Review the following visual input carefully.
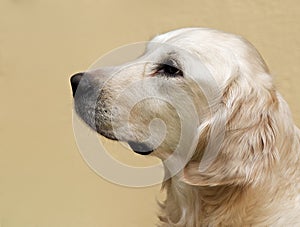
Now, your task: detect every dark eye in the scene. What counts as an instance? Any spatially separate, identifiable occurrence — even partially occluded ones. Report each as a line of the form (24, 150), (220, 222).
(156, 60), (183, 77)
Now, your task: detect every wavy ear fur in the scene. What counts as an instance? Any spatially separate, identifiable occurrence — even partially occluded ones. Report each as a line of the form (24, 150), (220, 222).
(182, 72), (284, 186)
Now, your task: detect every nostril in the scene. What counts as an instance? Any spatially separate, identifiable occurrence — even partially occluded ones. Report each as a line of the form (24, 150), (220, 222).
(70, 72), (84, 96)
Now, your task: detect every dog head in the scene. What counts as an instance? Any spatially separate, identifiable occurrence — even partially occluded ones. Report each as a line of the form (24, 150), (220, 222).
(71, 28), (290, 186)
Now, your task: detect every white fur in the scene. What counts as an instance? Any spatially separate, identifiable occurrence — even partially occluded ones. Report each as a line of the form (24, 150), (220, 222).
(75, 28), (300, 226)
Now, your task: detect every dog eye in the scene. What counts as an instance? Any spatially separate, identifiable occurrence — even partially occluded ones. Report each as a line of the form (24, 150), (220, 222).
(156, 60), (183, 77)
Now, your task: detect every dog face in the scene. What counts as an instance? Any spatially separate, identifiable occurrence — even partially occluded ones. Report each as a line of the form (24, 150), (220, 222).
(71, 29), (217, 158)
(71, 28), (283, 185)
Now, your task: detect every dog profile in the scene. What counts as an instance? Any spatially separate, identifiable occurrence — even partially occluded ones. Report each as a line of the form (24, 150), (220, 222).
(70, 28), (300, 226)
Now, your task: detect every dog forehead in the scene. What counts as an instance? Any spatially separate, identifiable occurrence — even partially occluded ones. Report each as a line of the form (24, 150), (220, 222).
(150, 28), (221, 46)
(148, 28), (200, 52)
(151, 28), (199, 42)
(148, 28), (248, 55)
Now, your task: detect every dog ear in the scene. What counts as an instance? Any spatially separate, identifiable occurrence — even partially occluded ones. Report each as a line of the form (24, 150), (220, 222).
(182, 73), (283, 186)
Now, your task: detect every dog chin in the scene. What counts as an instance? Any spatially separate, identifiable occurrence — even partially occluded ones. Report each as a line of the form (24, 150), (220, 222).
(127, 141), (154, 155)
(97, 130), (154, 155)
(97, 129), (119, 141)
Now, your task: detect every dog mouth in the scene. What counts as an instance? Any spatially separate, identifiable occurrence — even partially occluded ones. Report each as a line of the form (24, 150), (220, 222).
(97, 130), (154, 155)
(70, 73), (155, 156)
(97, 130), (119, 141)
(127, 141), (154, 155)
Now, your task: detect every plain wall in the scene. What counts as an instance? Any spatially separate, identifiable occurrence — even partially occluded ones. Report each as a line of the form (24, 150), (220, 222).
(0, 0), (299, 226)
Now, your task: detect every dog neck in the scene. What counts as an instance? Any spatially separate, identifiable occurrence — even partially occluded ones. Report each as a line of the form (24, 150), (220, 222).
(159, 176), (244, 226)
(159, 132), (300, 227)
(159, 175), (286, 227)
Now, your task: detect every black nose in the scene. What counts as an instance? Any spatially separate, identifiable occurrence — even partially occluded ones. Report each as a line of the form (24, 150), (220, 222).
(70, 72), (84, 96)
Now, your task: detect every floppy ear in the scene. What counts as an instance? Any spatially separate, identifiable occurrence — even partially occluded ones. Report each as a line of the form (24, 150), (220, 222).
(182, 73), (282, 186)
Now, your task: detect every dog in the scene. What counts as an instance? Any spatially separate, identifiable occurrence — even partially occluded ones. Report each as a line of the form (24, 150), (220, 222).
(70, 28), (300, 226)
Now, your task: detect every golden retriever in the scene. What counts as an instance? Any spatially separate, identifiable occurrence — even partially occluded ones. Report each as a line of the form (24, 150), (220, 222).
(70, 28), (300, 226)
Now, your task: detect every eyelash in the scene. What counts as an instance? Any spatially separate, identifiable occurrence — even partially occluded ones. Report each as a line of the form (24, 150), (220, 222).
(154, 60), (183, 77)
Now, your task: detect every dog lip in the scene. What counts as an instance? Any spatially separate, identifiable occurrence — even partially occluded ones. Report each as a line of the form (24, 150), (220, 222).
(127, 141), (154, 155)
(97, 129), (119, 141)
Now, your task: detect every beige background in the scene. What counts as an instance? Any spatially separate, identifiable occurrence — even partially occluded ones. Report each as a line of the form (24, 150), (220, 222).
(0, 0), (299, 226)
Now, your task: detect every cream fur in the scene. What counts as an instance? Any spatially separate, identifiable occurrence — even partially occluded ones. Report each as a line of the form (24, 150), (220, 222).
(74, 28), (300, 226)
(155, 29), (300, 227)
